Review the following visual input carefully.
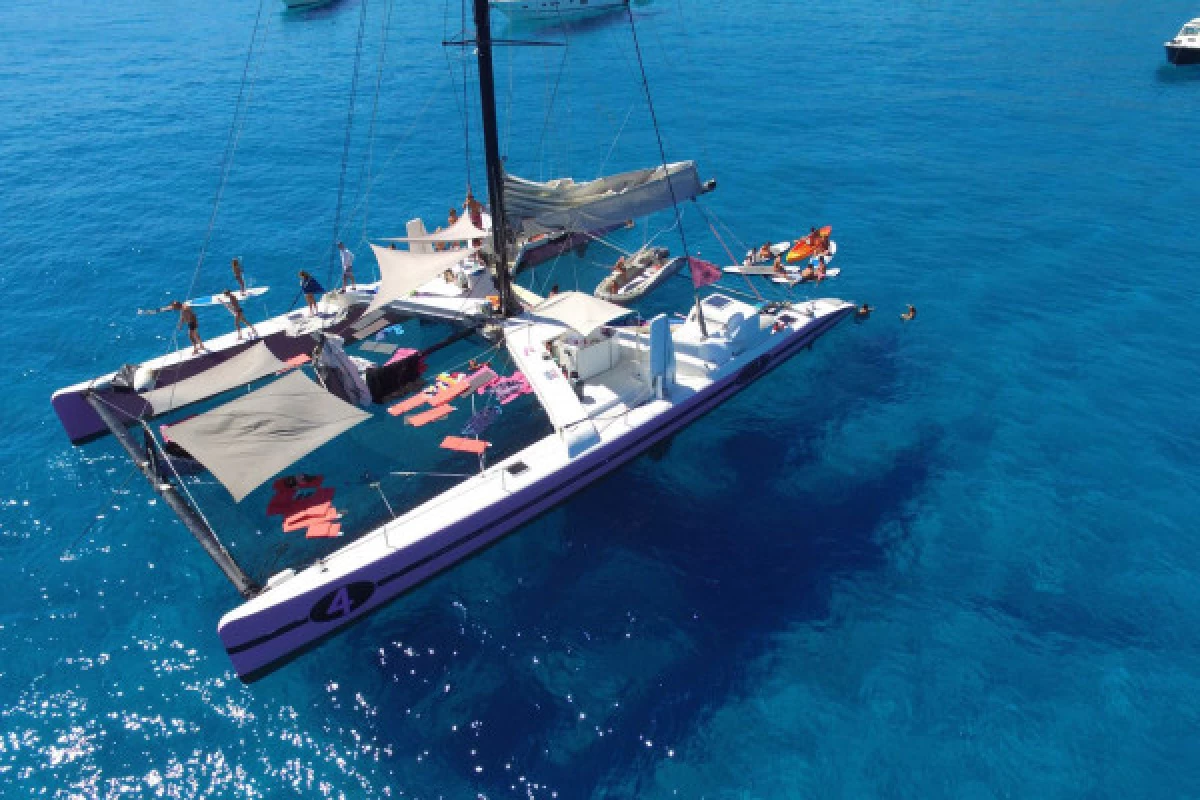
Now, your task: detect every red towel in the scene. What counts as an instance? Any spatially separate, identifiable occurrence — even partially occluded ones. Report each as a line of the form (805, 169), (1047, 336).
(406, 404), (455, 427)
(305, 522), (343, 539)
(388, 392), (431, 416)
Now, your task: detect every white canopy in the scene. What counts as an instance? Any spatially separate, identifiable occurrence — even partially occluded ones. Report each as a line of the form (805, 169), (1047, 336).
(381, 213), (491, 244)
(367, 245), (480, 314)
(526, 291), (632, 338)
(504, 161), (705, 236)
(142, 341), (291, 415)
(165, 370), (371, 503)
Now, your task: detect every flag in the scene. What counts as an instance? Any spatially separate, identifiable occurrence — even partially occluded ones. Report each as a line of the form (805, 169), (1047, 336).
(688, 256), (722, 289)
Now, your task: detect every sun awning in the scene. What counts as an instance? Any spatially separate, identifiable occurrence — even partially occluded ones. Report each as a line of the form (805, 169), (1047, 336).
(165, 370), (371, 502)
(526, 291), (632, 338)
(380, 213), (491, 243)
(142, 341), (293, 415)
(367, 245), (481, 314)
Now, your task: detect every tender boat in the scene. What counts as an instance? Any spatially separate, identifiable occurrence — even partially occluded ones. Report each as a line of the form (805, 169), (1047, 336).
(594, 246), (686, 305)
(1166, 18), (1200, 65)
(491, 0), (628, 20)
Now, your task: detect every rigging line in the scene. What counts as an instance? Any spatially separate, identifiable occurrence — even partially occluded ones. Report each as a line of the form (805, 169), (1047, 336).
(535, 32), (570, 179)
(326, 0), (373, 286)
(55, 463), (141, 565)
(624, 7), (691, 259)
(182, 0), (269, 307)
(697, 204), (763, 301)
(596, 100), (637, 178)
(140, 420), (222, 550)
(461, 0), (472, 189)
(360, 0), (395, 244)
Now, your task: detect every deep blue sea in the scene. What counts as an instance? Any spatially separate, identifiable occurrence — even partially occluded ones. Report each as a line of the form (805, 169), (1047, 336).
(4, 0), (1200, 796)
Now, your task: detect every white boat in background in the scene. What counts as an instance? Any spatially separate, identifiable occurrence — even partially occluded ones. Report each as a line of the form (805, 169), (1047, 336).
(491, 0), (628, 20)
(1165, 18), (1200, 65)
(282, 0), (335, 9)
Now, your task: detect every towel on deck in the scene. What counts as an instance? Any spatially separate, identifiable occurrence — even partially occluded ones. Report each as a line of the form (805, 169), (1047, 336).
(388, 392), (431, 416)
(406, 404), (455, 427)
(440, 436), (489, 455)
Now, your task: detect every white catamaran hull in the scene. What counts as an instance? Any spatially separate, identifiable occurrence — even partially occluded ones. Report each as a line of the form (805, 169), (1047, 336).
(218, 298), (854, 681)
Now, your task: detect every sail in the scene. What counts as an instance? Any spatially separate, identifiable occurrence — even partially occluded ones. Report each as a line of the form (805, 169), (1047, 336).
(503, 161), (705, 236)
(381, 213), (491, 244)
(367, 245), (481, 314)
(165, 370), (371, 503)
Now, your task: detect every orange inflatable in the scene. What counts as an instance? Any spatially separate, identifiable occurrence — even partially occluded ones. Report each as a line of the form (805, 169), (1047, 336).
(785, 225), (832, 264)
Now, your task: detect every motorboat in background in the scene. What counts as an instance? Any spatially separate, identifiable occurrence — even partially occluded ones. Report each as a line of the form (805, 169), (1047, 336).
(1165, 18), (1200, 65)
(490, 0), (628, 20)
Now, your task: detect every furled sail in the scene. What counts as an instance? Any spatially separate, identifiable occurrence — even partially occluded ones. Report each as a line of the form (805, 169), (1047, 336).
(165, 371), (371, 503)
(367, 245), (481, 314)
(503, 161), (705, 236)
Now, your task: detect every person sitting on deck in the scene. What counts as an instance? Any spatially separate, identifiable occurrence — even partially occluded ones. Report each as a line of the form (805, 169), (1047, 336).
(799, 263), (817, 282)
(548, 284), (560, 297)
(298, 271), (324, 317)
(772, 255), (786, 275)
(814, 256), (828, 283)
(758, 242), (772, 262)
(613, 256), (627, 274)
(167, 301), (205, 355)
(222, 289), (258, 340)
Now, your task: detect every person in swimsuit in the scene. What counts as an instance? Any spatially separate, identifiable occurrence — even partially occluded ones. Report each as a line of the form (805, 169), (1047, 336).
(168, 301), (205, 354)
(855, 303), (874, 320)
(337, 242), (355, 290)
(815, 256), (828, 283)
(772, 255), (786, 275)
(799, 263), (817, 282)
(758, 242), (772, 262)
(901, 304), (917, 321)
(222, 289), (258, 340)
(231, 257), (246, 293)
(298, 271), (324, 316)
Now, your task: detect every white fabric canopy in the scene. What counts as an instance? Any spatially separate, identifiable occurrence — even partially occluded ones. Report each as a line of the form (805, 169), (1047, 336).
(381, 213), (490, 243)
(142, 341), (291, 415)
(504, 161), (705, 236)
(166, 370), (371, 503)
(367, 245), (480, 314)
(526, 291), (632, 338)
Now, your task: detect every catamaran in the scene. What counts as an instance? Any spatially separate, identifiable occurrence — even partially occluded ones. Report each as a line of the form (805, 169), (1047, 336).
(50, 0), (855, 681)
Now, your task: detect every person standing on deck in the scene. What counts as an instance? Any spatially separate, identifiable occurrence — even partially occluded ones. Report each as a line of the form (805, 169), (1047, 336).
(166, 301), (205, 355)
(299, 271), (324, 316)
(337, 242), (355, 289)
(464, 190), (484, 248)
(222, 289), (258, 340)
(231, 257), (246, 293)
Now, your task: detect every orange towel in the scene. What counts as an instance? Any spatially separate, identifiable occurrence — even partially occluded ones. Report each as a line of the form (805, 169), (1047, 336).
(429, 379), (470, 406)
(305, 522), (342, 539)
(406, 404), (455, 427)
(388, 392), (431, 416)
(440, 436), (489, 455)
(283, 502), (338, 531)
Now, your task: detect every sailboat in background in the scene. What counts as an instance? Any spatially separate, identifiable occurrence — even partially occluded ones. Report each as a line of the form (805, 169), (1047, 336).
(49, 0), (854, 681)
(490, 0), (629, 21)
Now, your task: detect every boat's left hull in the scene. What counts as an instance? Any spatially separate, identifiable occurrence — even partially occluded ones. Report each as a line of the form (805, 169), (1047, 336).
(218, 302), (854, 681)
(1166, 44), (1200, 65)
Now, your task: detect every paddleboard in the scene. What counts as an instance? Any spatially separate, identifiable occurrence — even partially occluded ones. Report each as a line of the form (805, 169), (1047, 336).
(770, 267), (841, 285)
(725, 242), (836, 275)
(189, 286), (270, 308)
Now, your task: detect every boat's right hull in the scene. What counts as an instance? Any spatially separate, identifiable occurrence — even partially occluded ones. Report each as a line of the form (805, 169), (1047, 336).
(218, 303), (854, 682)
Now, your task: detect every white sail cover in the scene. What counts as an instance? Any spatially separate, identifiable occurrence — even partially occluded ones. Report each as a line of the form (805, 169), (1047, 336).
(381, 213), (491, 243)
(504, 161), (704, 236)
(527, 291), (632, 338)
(367, 245), (480, 314)
(142, 341), (291, 415)
(166, 370), (371, 502)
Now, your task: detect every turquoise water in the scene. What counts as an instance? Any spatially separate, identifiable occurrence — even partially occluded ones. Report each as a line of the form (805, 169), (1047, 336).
(4, 0), (1200, 795)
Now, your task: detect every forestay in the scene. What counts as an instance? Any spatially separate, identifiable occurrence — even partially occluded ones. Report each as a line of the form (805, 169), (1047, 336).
(142, 341), (293, 415)
(367, 245), (480, 314)
(503, 161), (704, 236)
(166, 370), (371, 502)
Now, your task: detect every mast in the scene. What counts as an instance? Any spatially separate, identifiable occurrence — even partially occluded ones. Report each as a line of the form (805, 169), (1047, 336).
(471, 0), (518, 317)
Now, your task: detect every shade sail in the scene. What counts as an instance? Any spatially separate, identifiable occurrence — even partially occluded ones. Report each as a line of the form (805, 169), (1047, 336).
(367, 245), (480, 314)
(143, 341), (292, 415)
(166, 370), (371, 502)
(504, 161), (704, 236)
(526, 291), (632, 338)
(381, 214), (490, 243)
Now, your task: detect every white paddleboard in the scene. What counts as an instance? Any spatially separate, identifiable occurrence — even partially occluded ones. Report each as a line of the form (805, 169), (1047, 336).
(725, 243), (837, 276)
(770, 267), (841, 285)
(189, 286), (270, 308)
